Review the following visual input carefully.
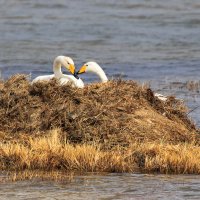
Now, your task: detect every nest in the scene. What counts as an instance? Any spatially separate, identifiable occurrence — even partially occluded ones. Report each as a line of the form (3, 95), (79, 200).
(0, 74), (199, 147)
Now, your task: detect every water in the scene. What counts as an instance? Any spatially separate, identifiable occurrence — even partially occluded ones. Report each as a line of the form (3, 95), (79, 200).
(0, 1), (200, 199)
(0, 174), (200, 200)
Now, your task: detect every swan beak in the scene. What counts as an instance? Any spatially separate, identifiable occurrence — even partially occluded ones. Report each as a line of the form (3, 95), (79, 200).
(69, 64), (75, 74)
(77, 65), (86, 74)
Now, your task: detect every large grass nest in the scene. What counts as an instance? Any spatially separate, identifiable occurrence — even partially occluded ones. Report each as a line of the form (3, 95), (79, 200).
(0, 74), (199, 147)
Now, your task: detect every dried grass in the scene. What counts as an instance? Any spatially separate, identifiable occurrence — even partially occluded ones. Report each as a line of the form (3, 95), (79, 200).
(0, 74), (200, 178)
(0, 130), (200, 176)
(0, 74), (198, 146)
(0, 130), (134, 173)
(186, 80), (200, 92)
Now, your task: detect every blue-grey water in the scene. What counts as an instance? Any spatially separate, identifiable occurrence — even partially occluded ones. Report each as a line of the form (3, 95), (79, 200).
(0, 173), (200, 200)
(0, 0), (200, 199)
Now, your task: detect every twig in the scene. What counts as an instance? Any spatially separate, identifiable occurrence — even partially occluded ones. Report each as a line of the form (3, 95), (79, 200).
(187, 105), (200, 115)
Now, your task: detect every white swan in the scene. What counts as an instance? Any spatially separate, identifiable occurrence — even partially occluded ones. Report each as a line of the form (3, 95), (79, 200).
(32, 56), (84, 88)
(77, 61), (108, 83)
(154, 93), (168, 101)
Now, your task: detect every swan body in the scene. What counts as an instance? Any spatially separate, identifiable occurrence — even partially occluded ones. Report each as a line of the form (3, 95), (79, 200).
(154, 92), (182, 102)
(77, 61), (108, 83)
(32, 56), (84, 88)
(154, 93), (168, 101)
(32, 74), (55, 82)
(60, 74), (84, 88)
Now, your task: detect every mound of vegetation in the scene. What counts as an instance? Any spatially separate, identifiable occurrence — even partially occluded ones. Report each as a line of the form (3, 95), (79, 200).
(0, 74), (199, 176)
(0, 74), (198, 145)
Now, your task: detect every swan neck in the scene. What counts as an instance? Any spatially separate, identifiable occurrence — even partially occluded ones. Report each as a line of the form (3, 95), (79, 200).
(88, 65), (108, 83)
(53, 58), (63, 78)
(99, 72), (108, 82)
(95, 68), (108, 83)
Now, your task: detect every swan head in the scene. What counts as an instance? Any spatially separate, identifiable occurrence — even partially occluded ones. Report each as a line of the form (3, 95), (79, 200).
(76, 61), (108, 83)
(55, 56), (76, 75)
(63, 56), (75, 75)
(77, 61), (100, 74)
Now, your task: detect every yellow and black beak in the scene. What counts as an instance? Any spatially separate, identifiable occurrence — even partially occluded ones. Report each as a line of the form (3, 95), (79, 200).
(68, 64), (75, 75)
(77, 65), (86, 75)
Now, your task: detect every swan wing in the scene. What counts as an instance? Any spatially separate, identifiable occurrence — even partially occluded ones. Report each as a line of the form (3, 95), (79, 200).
(32, 74), (55, 83)
(61, 75), (84, 88)
(154, 93), (168, 101)
(32, 74), (84, 88)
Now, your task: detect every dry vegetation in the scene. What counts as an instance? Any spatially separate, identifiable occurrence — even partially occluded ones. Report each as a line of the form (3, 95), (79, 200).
(168, 80), (200, 93)
(186, 80), (200, 92)
(0, 74), (200, 180)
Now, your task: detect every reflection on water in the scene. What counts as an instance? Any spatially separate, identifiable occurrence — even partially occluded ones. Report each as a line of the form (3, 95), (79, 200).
(0, 173), (200, 200)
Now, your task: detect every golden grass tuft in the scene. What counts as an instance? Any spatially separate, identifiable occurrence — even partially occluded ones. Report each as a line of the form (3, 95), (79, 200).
(1, 130), (200, 176)
(0, 130), (135, 173)
(131, 142), (200, 174)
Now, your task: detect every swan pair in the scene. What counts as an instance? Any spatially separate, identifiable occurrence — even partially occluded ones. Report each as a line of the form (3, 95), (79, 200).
(32, 55), (107, 88)
(32, 55), (168, 101)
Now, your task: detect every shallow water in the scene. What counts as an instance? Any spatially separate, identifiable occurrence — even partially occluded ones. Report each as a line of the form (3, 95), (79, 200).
(0, 173), (200, 200)
(0, 1), (200, 199)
